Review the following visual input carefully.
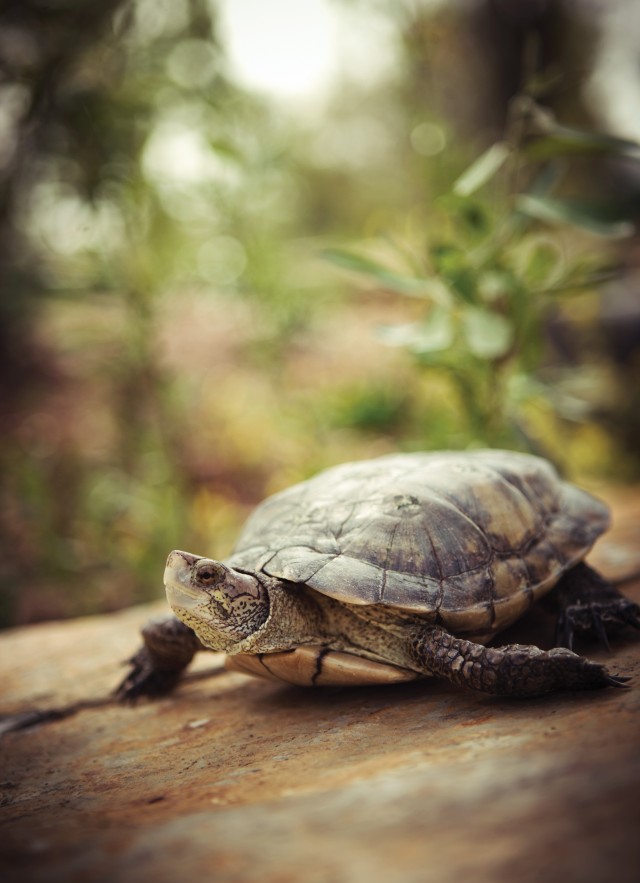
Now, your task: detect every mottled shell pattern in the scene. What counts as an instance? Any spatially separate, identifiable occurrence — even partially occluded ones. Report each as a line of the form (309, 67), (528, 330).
(227, 450), (610, 641)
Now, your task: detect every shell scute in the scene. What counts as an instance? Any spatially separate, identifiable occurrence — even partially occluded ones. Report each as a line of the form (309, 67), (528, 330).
(426, 470), (542, 553)
(523, 537), (567, 600)
(335, 494), (491, 582)
(491, 557), (531, 600)
(305, 555), (442, 610)
(480, 454), (559, 513)
(439, 566), (495, 613)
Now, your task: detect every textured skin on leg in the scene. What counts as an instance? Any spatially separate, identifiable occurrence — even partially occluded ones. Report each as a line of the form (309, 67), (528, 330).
(410, 626), (623, 697)
(546, 562), (640, 649)
(116, 616), (204, 700)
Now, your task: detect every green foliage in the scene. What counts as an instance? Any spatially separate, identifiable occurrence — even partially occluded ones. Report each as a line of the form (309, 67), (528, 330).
(326, 99), (638, 451)
(0, 0), (325, 625)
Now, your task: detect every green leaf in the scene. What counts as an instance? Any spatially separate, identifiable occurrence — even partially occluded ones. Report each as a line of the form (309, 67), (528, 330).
(429, 243), (477, 304)
(378, 308), (454, 353)
(511, 234), (565, 288)
(323, 248), (452, 304)
(528, 160), (565, 197)
(523, 103), (640, 159)
(516, 195), (635, 238)
(524, 126), (640, 161)
(437, 194), (492, 238)
(461, 308), (513, 360)
(208, 137), (244, 161)
(452, 142), (511, 197)
(477, 269), (516, 302)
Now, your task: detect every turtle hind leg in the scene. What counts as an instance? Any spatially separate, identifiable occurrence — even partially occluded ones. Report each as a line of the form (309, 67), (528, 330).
(116, 615), (204, 702)
(409, 626), (628, 697)
(545, 562), (640, 651)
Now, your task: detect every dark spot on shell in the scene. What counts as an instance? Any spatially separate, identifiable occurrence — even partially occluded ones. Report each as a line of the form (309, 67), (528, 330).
(391, 494), (421, 512)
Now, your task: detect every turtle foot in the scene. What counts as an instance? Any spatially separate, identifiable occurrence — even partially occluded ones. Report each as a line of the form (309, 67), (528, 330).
(115, 648), (185, 703)
(411, 626), (630, 697)
(556, 597), (640, 651)
(115, 615), (203, 703)
(548, 562), (640, 651)
(487, 644), (625, 696)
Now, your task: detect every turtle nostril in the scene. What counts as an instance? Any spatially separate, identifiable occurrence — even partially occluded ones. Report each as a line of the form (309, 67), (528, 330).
(168, 550), (201, 568)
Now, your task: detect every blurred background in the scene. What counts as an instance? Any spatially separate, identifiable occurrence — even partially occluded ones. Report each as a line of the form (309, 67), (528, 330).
(1, 0), (640, 627)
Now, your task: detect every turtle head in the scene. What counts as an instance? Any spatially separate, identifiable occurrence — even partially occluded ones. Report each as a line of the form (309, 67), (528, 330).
(164, 550), (270, 651)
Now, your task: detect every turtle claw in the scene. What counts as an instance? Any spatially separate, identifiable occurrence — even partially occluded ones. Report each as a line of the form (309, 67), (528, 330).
(605, 674), (631, 688)
(593, 614), (611, 652)
(555, 614), (575, 651)
(622, 607), (640, 629)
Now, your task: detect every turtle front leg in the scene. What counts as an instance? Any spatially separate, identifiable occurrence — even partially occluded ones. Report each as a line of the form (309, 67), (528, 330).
(544, 562), (640, 650)
(116, 615), (205, 701)
(409, 626), (627, 697)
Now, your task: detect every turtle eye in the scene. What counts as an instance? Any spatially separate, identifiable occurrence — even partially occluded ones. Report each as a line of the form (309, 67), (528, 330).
(195, 563), (226, 587)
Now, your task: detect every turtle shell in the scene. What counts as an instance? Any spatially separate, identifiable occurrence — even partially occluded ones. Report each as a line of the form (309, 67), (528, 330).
(227, 450), (610, 639)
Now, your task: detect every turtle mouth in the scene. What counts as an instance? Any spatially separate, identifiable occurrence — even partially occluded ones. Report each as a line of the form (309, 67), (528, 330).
(165, 580), (203, 609)
(164, 550), (206, 609)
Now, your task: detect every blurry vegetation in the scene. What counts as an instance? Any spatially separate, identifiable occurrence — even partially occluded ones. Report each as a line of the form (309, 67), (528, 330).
(0, 0), (639, 626)
(325, 96), (639, 456)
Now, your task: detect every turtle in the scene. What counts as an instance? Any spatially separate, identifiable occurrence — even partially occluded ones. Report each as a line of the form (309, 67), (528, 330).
(118, 450), (640, 700)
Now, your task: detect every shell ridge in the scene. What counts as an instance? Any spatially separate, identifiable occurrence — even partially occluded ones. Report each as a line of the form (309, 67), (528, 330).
(379, 521), (400, 602)
(423, 517), (444, 583)
(333, 502), (357, 541)
(270, 548), (341, 583)
(486, 567), (497, 627)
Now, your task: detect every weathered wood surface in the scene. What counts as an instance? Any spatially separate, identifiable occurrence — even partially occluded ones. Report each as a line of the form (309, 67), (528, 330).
(1, 489), (639, 883)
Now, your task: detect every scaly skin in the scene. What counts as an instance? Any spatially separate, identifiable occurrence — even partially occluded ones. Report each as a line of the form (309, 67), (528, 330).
(409, 626), (627, 697)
